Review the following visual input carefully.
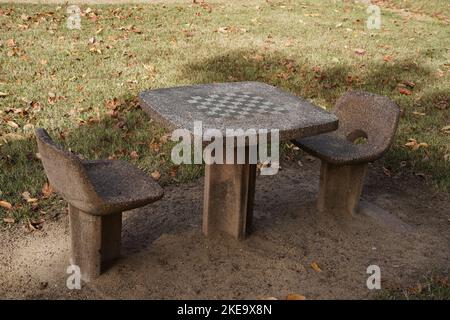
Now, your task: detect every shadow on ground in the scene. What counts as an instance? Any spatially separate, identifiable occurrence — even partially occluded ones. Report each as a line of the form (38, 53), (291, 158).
(1, 158), (449, 299)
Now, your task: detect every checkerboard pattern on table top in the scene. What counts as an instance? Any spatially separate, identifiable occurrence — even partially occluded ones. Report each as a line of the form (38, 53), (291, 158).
(187, 92), (289, 119)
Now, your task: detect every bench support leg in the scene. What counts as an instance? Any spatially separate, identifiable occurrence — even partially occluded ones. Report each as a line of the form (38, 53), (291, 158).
(69, 205), (122, 282)
(203, 163), (256, 240)
(317, 161), (368, 216)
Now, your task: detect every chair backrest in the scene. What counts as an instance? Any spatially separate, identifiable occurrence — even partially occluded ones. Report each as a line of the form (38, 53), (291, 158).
(35, 128), (102, 210)
(333, 91), (400, 154)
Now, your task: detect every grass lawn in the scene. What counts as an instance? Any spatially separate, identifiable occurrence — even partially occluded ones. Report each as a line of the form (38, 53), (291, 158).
(0, 0), (449, 224)
(378, 275), (450, 300)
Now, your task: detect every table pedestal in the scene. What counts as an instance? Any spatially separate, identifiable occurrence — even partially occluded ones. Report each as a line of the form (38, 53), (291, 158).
(203, 162), (256, 240)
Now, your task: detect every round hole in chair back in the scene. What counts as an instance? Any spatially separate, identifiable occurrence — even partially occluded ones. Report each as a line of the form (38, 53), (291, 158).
(346, 129), (368, 145)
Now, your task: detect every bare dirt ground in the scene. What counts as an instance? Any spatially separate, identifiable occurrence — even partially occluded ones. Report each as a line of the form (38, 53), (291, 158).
(0, 159), (449, 299)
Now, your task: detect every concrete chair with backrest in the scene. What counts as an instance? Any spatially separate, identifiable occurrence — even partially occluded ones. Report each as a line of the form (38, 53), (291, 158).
(35, 128), (164, 281)
(292, 91), (400, 216)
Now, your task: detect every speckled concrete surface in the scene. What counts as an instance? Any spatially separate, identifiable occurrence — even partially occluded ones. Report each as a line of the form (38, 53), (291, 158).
(139, 82), (338, 143)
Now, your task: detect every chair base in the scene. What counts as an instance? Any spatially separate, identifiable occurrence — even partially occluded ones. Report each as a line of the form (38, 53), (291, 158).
(202, 163), (256, 240)
(317, 161), (368, 216)
(68, 205), (122, 282)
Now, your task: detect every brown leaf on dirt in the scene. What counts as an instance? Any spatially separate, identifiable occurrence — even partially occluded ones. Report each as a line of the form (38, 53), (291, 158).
(41, 182), (54, 198)
(3, 217), (15, 223)
(310, 261), (322, 272)
(151, 170), (161, 180)
(0, 200), (13, 210)
(286, 293), (306, 300)
(26, 218), (45, 231)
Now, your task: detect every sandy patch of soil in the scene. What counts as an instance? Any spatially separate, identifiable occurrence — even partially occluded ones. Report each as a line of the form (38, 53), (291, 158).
(0, 159), (449, 299)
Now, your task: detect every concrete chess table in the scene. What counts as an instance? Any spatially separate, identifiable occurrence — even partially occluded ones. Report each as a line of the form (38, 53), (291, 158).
(139, 82), (338, 240)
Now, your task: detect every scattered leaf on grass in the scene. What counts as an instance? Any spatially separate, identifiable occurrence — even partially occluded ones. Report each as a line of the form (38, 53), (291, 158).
(354, 48), (366, 55)
(21, 191), (38, 203)
(130, 151), (139, 159)
(169, 166), (179, 177)
(217, 26), (229, 33)
(405, 138), (429, 150)
(151, 170), (161, 180)
(42, 182), (54, 198)
(6, 121), (19, 129)
(441, 125), (450, 134)
(399, 88), (412, 95)
(1, 133), (25, 142)
(310, 261), (322, 272)
(402, 81), (415, 88)
(0, 200), (13, 210)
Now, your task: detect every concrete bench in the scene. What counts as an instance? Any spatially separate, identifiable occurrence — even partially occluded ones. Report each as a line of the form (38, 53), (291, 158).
(35, 128), (164, 281)
(292, 91), (400, 216)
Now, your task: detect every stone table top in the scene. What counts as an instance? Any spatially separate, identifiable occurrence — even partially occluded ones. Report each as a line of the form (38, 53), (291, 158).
(139, 82), (338, 142)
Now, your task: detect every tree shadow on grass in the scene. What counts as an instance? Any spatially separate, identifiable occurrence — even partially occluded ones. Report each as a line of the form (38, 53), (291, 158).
(178, 49), (439, 108)
(178, 49), (449, 190)
(0, 95), (203, 223)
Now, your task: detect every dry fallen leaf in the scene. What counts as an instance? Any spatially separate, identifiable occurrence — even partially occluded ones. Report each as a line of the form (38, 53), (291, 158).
(441, 125), (450, 134)
(257, 296), (278, 300)
(3, 217), (15, 223)
(6, 121), (19, 129)
(0, 92), (9, 97)
(286, 293), (306, 300)
(217, 26), (229, 33)
(151, 170), (161, 180)
(399, 88), (412, 95)
(383, 55), (393, 62)
(0, 200), (13, 210)
(1, 133), (25, 142)
(130, 151), (139, 159)
(42, 182), (54, 198)
(354, 48), (366, 55)
(405, 138), (429, 150)
(21, 191), (38, 203)
(310, 261), (322, 272)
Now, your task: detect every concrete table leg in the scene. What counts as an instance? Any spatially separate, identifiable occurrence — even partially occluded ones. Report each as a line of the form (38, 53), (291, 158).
(317, 161), (368, 216)
(69, 205), (122, 282)
(203, 163), (257, 240)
